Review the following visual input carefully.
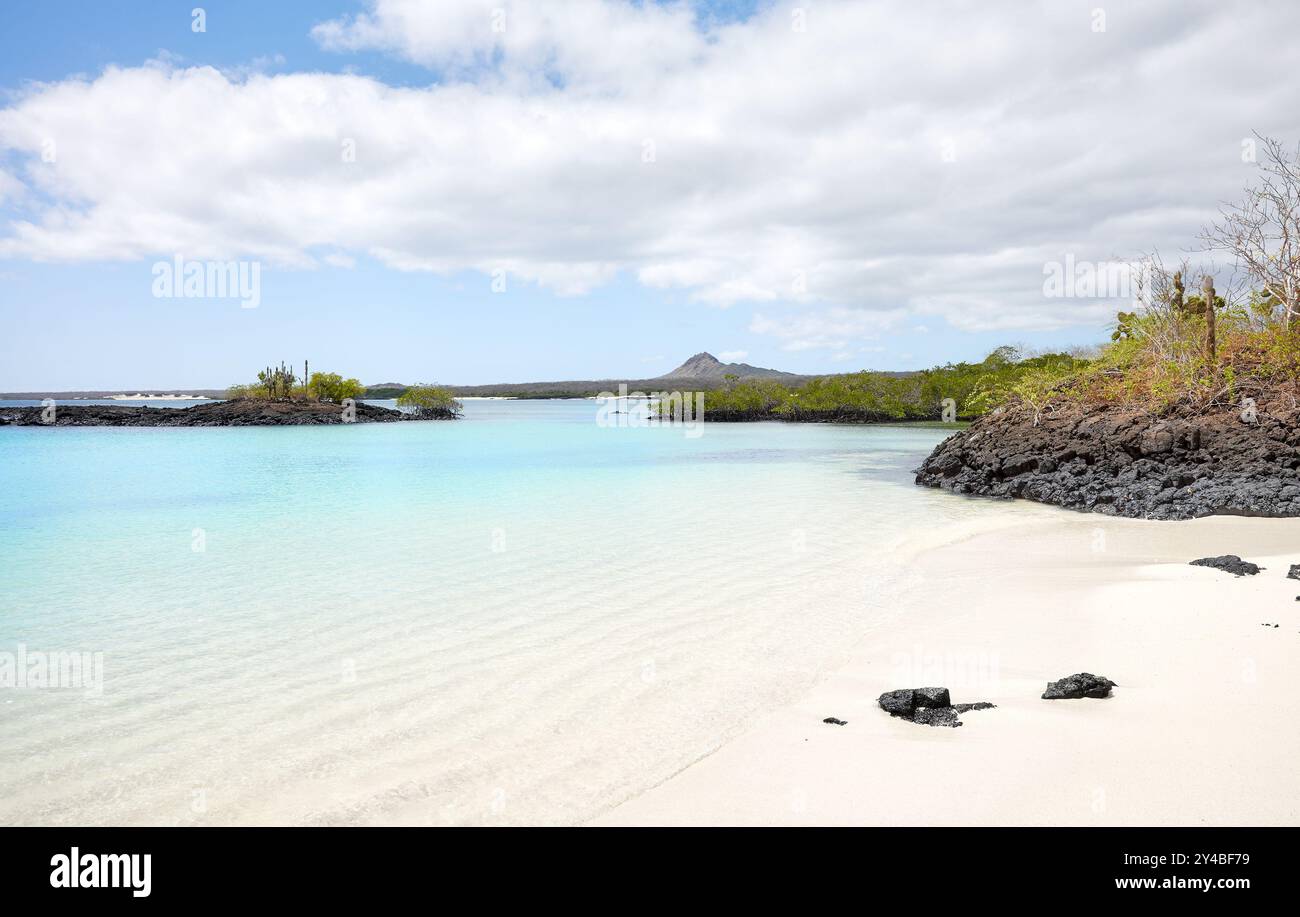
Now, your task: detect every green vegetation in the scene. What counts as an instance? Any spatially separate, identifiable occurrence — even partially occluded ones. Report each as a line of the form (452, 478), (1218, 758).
(234, 362), (297, 400)
(396, 384), (464, 418)
(1033, 273), (1300, 415)
(227, 362), (364, 404)
(306, 372), (364, 403)
(656, 349), (1086, 422)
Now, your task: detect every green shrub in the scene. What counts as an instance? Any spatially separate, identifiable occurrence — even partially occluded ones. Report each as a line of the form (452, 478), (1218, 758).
(396, 384), (463, 418)
(308, 372), (364, 403)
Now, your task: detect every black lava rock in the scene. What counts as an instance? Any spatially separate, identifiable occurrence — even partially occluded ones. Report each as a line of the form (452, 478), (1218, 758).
(1190, 555), (1260, 576)
(0, 399), (448, 427)
(913, 687), (951, 708)
(912, 707), (961, 728)
(914, 400), (1300, 520)
(1287, 564), (1300, 581)
(877, 689), (917, 717)
(878, 688), (995, 728)
(1042, 673), (1116, 700)
(953, 702), (996, 713)
(822, 717), (847, 726)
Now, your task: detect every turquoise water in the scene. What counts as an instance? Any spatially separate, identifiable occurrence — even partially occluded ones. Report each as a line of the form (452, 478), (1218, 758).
(0, 399), (975, 825)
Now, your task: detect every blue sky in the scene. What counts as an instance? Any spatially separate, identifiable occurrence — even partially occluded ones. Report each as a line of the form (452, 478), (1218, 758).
(2, 1), (1281, 390)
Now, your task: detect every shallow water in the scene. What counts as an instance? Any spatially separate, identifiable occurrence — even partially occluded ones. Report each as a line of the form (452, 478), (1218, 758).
(0, 399), (986, 825)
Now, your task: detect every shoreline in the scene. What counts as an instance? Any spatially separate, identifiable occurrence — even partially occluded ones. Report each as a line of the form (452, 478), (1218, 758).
(593, 510), (1300, 826)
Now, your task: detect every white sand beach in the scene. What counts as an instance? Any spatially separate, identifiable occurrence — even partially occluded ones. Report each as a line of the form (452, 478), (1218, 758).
(595, 511), (1300, 826)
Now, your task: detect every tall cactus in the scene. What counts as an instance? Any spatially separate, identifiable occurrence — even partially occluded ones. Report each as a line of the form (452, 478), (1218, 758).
(1203, 276), (1217, 363)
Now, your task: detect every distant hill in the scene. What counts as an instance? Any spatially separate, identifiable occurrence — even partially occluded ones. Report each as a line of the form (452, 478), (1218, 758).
(362, 383), (409, 398)
(658, 352), (800, 381)
(445, 352), (845, 398)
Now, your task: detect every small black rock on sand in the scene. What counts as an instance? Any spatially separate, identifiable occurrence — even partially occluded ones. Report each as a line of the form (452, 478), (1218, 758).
(1189, 555), (1261, 576)
(876, 687), (995, 728)
(1041, 673), (1116, 699)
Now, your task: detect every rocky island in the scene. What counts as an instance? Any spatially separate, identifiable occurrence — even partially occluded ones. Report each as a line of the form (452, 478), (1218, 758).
(0, 399), (425, 426)
(1, 364), (465, 426)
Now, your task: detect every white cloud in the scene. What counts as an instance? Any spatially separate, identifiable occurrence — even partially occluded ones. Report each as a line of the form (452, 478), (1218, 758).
(751, 307), (908, 353)
(0, 167), (23, 204)
(717, 350), (748, 362)
(1, 1), (1299, 333)
(311, 0), (704, 90)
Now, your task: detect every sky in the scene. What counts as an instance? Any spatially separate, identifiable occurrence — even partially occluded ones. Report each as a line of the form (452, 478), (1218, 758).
(2, 0), (1299, 389)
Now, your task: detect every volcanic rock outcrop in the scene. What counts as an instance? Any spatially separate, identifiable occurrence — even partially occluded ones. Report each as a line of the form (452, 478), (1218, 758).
(916, 400), (1300, 520)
